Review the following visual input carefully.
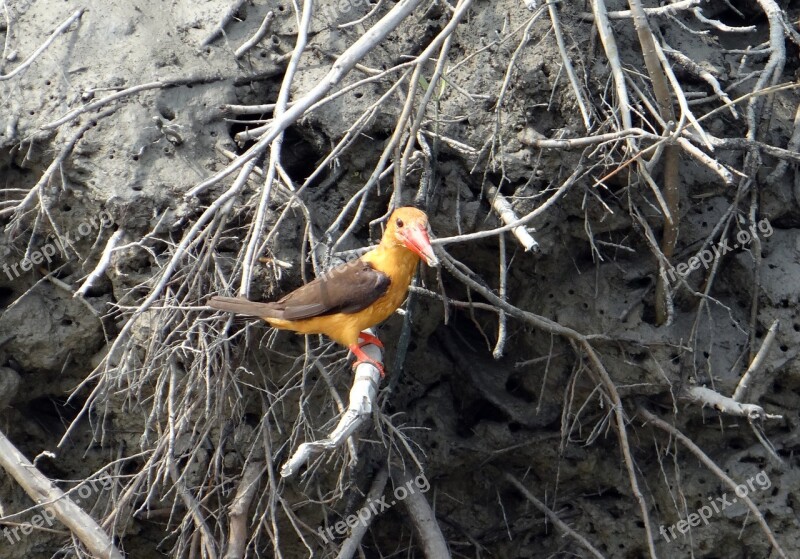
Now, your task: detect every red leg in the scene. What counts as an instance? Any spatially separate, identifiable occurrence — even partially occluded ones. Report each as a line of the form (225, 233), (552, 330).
(358, 331), (384, 349)
(348, 343), (385, 377)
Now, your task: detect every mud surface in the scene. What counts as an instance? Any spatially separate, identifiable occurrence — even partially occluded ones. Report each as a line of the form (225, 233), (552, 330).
(1, 1), (799, 558)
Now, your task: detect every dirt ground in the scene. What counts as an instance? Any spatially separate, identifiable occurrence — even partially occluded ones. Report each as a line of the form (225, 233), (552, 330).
(1, 0), (800, 557)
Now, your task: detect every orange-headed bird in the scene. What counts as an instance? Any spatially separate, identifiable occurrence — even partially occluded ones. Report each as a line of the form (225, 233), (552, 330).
(208, 207), (438, 376)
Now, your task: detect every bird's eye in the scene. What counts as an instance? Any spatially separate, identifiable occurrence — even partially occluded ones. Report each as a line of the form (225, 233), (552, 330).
(396, 218), (404, 228)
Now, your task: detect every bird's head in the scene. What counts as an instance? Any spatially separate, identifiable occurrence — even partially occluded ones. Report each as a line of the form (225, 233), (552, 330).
(386, 207), (439, 267)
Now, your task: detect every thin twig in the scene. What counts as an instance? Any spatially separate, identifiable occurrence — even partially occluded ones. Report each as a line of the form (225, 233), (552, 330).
(235, 10), (275, 58)
(0, 9), (84, 81)
(0, 428), (123, 559)
(638, 407), (787, 558)
(505, 473), (605, 559)
(733, 319), (779, 402)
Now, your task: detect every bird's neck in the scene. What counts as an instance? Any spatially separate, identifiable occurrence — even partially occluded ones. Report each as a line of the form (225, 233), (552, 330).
(363, 242), (420, 284)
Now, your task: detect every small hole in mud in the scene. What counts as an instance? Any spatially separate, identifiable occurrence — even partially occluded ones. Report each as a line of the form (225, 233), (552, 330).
(260, 51), (268, 58)
(109, 154), (114, 159)
(132, 185), (143, 192)
(28, 110), (35, 116)
(272, 35), (279, 44)
(354, 92), (364, 99)
(132, 155), (139, 161)
(62, 205), (71, 211)
(0, 287), (14, 309)
(793, 323), (800, 332)
(45, 80), (51, 86)
(159, 107), (176, 120)
(780, 345), (788, 352)
(568, 289), (575, 295)
(61, 319), (73, 326)
(277, 5), (285, 11)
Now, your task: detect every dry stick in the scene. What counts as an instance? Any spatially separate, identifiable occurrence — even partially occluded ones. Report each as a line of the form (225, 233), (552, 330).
(186, 0), (427, 199)
(733, 319), (780, 403)
(579, 0), (701, 20)
(74, 229), (123, 297)
(335, 467), (390, 559)
(661, 41), (737, 118)
(486, 184), (539, 252)
(201, 0), (249, 46)
(225, 461), (264, 559)
(395, 22), (456, 207)
(746, 0), (785, 142)
(676, 138), (734, 184)
(0, 9), (84, 81)
(338, 0), (385, 28)
(692, 7), (755, 33)
(685, 386), (780, 421)
(9, 107), (116, 223)
(436, 249), (655, 554)
(0, 429), (123, 559)
(57, 158), (257, 449)
(591, 0), (632, 130)
(325, 0), (473, 245)
(746, 191), (762, 362)
(766, 103), (800, 182)
(239, 0), (312, 297)
(235, 10), (274, 58)
(434, 166), (582, 246)
(42, 74), (244, 130)
(628, 0), (678, 333)
(493, 233), (507, 359)
(546, 0), (591, 130)
(504, 473), (605, 559)
(393, 469), (450, 559)
(637, 408), (788, 558)
(393, 0), (472, 197)
(168, 460), (217, 559)
(280, 333), (382, 478)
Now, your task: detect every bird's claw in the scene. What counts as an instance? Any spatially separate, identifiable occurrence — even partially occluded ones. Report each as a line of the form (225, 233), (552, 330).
(358, 331), (384, 349)
(349, 341), (385, 377)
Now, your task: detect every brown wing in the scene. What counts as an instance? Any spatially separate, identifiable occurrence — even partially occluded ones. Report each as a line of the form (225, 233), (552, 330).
(206, 296), (284, 318)
(278, 259), (391, 320)
(208, 259), (391, 321)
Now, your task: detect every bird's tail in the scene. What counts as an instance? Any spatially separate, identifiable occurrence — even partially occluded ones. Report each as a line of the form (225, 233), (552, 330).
(207, 296), (284, 319)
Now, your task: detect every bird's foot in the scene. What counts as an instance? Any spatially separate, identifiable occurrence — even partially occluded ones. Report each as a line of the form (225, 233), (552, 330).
(357, 331), (384, 349)
(349, 343), (385, 378)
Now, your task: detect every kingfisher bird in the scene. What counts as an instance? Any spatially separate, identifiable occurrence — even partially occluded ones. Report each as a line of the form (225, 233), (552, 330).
(208, 207), (438, 376)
